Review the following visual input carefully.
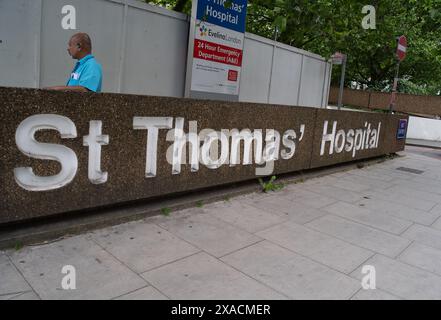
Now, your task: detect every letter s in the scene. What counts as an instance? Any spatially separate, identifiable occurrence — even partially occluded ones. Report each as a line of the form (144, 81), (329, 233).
(14, 114), (78, 191)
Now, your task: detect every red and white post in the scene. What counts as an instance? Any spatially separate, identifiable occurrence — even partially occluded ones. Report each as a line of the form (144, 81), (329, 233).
(389, 35), (407, 113)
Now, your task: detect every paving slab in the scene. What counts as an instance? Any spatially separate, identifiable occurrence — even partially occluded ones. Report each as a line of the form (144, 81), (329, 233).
(337, 173), (394, 190)
(349, 168), (396, 182)
(0, 293), (22, 300)
(158, 213), (262, 257)
(305, 215), (410, 257)
(7, 291), (40, 300)
(388, 178), (441, 197)
(246, 195), (329, 225)
(243, 195), (299, 215)
(350, 254), (441, 300)
(385, 185), (441, 204)
(204, 200), (288, 233)
(0, 253), (32, 296)
(398, 242), (441, 277)
(366, 167), (415, 180)
(114, 286), (169, 300)
(350, 289), (401, 300)
(355, 197), (439, 226)
(412, 175), (441, 191)
(323, 201), (412, 235)
(432, 217), (441, 231)
(7, 236), (147, 300)
(256, 221), (373, 274)
(143, 207), (206, 225)
(362, 189), (436, 212)
(221, 241), (360, 300)
(303, 185), (363, 203)
(91, 221), (200, 273)
(401, 224), (441, 251)
(141, 252), (287, 300)
(327, 178), (372, 193)
(277, 187), (338, 209)
(430, 204), (441, 217)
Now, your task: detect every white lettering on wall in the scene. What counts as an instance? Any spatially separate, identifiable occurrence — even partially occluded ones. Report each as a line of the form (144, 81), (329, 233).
(320, 121), (381, 157)
(12, 114), (385, 192)
(281, 129), (297, 160)
(167, 119), (201, 175)
(201, 131), (229, 169)
(263, 129), (280, 162)
(133, 117), (173, 178)
(230, 129), (262, 166)
(83, 121), (109, 184)
(14, 114), (78, 191)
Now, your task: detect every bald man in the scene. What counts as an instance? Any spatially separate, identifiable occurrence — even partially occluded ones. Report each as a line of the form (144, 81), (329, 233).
(45, 33), (102, 92)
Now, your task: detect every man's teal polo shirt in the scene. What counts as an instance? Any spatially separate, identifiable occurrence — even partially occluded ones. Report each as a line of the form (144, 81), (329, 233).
(66, 54), (102, 92)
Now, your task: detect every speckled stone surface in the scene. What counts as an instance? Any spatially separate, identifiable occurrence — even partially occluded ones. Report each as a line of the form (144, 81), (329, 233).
(329, 87), (441, 116)
(0, 87), (407, 224)
(328, 87), (370, 109)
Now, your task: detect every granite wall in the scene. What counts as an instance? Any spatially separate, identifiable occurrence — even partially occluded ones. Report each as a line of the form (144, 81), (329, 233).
(328, 87), (441, 116)
(0, 87), (407, 224)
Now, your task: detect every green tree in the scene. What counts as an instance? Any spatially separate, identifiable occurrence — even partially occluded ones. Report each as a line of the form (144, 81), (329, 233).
(247, 0), (441, 94)
(144, 0), (441, 95)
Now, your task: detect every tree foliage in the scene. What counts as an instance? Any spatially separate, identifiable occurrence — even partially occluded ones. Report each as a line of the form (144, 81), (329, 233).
(145, 0), (441, 95)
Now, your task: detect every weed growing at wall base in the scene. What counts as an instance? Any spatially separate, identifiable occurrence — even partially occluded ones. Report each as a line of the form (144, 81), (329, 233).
(161, 207), (171, 216)
(258, 176), (284, 193)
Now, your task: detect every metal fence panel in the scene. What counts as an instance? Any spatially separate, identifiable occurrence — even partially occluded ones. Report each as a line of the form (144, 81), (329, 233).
(238, 34), (273, 103)
(269, 47), (303, 106)
(121, 4), (188, 96)
(298, 55), (328, 107)
(0, 0), (40, 88)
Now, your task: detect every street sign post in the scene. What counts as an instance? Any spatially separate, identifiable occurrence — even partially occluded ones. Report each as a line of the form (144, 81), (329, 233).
(389, 35), (407, 113)
(331, 52), (347, 110)
(396, 35), (407, 62)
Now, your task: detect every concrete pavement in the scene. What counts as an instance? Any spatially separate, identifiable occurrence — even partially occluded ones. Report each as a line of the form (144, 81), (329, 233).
(2, 145), (441, 300)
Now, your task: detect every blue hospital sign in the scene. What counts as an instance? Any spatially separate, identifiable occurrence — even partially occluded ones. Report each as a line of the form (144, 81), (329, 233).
(397, 119), (408, 139)
(189, 0), (248, 97)
(196, 0), (247, 33)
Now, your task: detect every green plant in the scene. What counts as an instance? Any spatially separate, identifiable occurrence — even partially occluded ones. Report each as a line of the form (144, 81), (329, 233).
(258, 176), (284, 193)
(160, 207), (171, 216)
(196, 200), (204, 208)
(14, 241), (23, 251)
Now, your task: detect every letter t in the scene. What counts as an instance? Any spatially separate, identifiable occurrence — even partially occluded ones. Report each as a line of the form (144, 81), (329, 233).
(133, 117), (173, 178)
(83, 120), (109, 184)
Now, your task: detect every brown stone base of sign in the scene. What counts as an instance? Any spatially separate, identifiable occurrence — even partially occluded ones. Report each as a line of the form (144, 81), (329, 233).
(0, 87), (407, 225)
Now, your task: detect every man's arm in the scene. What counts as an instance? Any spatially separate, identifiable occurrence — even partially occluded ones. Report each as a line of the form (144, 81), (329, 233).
(43, 86), (90, 92)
